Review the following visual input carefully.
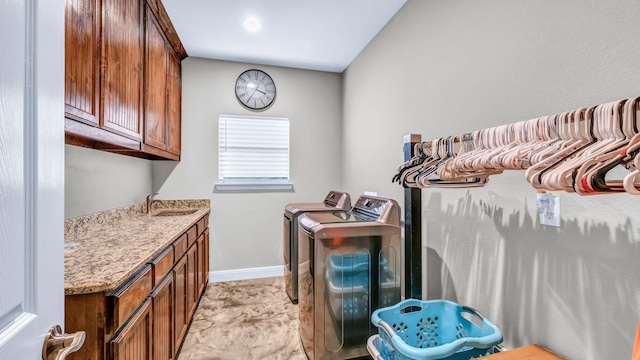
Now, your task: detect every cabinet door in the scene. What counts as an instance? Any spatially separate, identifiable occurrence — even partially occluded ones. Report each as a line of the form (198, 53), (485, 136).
(166, 47), (181, 155)
(197, 234), (206, 297)
(186, 244), (198, 318)
(143, 7), (168, 150)
(110, 298), (153, 360)
(204, 228), (210, 276)
(152, 275), (173, 360)
(173, 255), (188, 357)
(101, 0), (143, 139)
(64, 0), (100, 125)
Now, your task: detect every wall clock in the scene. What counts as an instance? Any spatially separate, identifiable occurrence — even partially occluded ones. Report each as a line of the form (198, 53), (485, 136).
(235, 69), (276, 111)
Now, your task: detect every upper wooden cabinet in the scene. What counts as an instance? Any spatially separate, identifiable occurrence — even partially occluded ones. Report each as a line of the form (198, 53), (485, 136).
(102, 0), (144, 140)
(144, 8), (169, 151)
(166, 47), (182, 156)
(142, 5), (182, 157)
(64, 0), (100, 125)
(64, 0), (187, 160)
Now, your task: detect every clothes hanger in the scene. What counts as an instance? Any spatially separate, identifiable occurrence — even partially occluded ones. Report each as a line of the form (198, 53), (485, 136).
(539, 101), (623, 191)
(402, 138), (444, 187)
(525, 110), (585, 178)
(487, 123), (518, 169)
(454, 129), (489, 172)
(459, 125), (503, 173)
(418, 136), (483, 186)
(527, 112), (579, 167)
(526, 106), (597, 189)
(541, 107), (606, 191)
(419, 135), (492, 188)
(572, 98), (634, 194)
(505, 119), (536, 169)
(438, 133), (473, 181)
(522, 115), (559, 167)
(392, 142), (429, 185)
(398, 141), (437, 188)
(500, 120), (550, 171)
(510, 117), (552, 169)
(479, 124), (513, 171)
(422, 175), (490, 188)
(576, 97), (640, 194)
(417, 137), (457, 187)
(623, 153), (640, 195)
(439, 132), (502, 181)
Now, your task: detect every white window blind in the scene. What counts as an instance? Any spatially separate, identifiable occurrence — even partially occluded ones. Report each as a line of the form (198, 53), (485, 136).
(216, 114), (291, 190)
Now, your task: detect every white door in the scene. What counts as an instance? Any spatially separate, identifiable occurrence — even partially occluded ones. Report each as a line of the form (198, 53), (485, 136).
(0, 0), (66, 359)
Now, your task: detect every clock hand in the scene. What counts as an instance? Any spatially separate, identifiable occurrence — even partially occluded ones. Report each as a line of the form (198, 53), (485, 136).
(254, 88), (266, 95)
(247, 88), (259, 101)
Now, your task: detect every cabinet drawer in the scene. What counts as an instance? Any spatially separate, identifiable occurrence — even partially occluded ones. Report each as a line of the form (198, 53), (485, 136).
(149, 245), (174, 286)
(187, 225), (197, 248)
(173, 233), (187, 260)
(196, 216), (207, 237)
(107, 265), (153, 333)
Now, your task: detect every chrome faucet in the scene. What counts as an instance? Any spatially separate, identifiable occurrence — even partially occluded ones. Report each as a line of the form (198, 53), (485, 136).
(146, 193), (159, 214)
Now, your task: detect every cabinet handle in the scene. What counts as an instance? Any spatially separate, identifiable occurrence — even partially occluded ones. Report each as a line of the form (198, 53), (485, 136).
(41, 325), (86, 360)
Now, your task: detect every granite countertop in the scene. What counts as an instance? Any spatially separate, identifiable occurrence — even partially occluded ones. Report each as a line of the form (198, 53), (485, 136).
(64, 199), (210, 295)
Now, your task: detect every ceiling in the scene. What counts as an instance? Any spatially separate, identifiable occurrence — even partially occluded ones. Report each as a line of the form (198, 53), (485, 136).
(162, 0), (407, 73)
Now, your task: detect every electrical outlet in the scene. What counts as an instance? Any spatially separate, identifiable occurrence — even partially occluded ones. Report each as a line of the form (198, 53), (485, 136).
(537, 193), (560, 227)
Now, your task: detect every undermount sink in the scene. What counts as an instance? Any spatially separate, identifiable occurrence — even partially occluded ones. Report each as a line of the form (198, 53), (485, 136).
(153, 209), (198, 216)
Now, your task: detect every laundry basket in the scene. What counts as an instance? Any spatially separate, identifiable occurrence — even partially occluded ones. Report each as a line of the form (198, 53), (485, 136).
(369, 299), (503, 360)
(328, 253), (388, 274)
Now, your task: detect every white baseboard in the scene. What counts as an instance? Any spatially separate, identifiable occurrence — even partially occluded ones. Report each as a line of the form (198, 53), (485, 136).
(208, 265), (284, 283)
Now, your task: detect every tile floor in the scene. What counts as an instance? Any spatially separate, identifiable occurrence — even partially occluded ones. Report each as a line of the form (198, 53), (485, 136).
(176, 277), (511, 359)
(177, 276), (307, 360)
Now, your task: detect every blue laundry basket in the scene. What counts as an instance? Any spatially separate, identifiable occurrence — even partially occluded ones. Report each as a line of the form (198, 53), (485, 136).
(328, 253), (387, 274)
(369, 299), (503, 360)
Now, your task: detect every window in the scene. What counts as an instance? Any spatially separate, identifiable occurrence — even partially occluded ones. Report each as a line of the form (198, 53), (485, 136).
(215, 114), (291, 190)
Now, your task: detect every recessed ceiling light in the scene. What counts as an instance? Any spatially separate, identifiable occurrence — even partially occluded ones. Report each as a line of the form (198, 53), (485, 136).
(243, 17), (262, 32)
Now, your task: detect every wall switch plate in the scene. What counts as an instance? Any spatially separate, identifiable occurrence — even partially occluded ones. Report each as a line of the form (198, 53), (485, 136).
(537, 193), (560, 227)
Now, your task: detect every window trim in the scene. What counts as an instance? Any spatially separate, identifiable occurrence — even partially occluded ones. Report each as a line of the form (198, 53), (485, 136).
(213, 182), (294, 191)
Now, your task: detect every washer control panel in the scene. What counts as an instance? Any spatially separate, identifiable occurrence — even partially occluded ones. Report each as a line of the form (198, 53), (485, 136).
(352, 196), (390, 220)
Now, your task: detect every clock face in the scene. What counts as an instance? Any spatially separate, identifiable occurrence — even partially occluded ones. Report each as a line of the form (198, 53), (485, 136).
(235, 69), (276, 111)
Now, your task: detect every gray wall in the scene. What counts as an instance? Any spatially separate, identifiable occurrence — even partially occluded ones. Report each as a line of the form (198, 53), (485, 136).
(342, 0), (640, 358)
(152, 58), (343, 271)
(65, 145), (152, 218)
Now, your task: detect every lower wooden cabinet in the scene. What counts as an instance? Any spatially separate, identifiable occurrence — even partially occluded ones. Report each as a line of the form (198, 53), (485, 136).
(66, 218), (209, 360)
(197, 234), (206, 296)
(172, 254), (188, 357)
(152, 275), (173, 360)
(186, 244), (198, 319)
(110, 299), (153, 360)
(204, 229), (210, 278)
